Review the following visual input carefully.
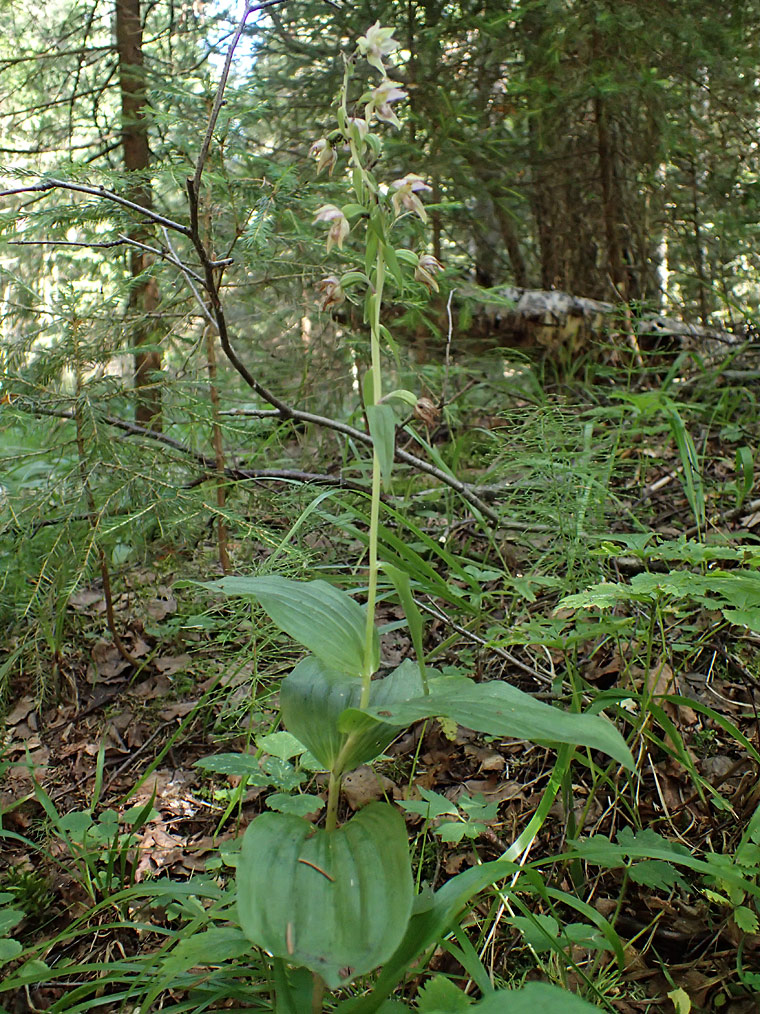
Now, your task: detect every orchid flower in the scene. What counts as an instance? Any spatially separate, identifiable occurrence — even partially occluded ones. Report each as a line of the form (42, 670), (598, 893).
(357, 22), (399, 75)
(390, 173), (432, 221)
(313, 204), (350, 252)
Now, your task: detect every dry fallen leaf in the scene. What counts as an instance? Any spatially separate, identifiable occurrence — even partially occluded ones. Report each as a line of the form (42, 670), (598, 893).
(154, 654), (192, 676)
(342, 766), (396, 810)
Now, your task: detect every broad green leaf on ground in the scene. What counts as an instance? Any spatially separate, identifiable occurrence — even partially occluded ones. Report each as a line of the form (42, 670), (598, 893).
(281, 657), (423, 774)
(417, 975), (472, 1012)
(336, 861), (514, 1013)
(342, 676), (634, 770)
(237, 803), (412, 989)
(203, 575), (378, 676)
(466, 982), (599, 1012)
(0, 939), (22, 965)
(0, 909), (24, 937)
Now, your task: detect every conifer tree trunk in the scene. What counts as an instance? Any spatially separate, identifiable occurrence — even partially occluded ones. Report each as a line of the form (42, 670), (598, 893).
(115, 0), (162, 430)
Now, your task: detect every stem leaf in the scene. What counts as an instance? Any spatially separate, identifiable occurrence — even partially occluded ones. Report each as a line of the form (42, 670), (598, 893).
(366, 403), (396, 489)
(203, 575), (377, 677)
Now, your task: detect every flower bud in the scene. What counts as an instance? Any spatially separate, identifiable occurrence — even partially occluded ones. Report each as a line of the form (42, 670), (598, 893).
(415, 253), (444, 291)
(309, 138), (337, 176)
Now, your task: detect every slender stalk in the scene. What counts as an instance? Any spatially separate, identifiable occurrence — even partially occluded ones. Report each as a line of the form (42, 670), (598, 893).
(325, 771), (341, 832)
(362, 248), (386, 704)
(312, 973), (325, 1014)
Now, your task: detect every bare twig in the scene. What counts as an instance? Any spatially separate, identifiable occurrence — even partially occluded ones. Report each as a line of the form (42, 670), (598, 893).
(12, 401), (370, 493)
(0, 178), (190, 236)
(8, 235), (207, 286)
(219, 407), (500, 522)
(193, 1), (255, 194)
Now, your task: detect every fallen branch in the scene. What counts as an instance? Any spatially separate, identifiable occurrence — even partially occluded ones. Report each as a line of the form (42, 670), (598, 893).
(13, 401), (371, 495)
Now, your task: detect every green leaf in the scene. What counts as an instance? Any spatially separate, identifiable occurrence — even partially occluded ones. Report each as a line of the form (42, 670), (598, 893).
(57, 810), (94, 837)
(383, 242), (404, 291)
(571, 829), (760, 903)
(394, 248), (419, 268)
(628, 860), (688, 891)
(735, 446), (754, 510)
(344, 676), (634, 770)
(0, 909), (24, 937)
(667, 987), (691, 1014)
(666, 405), (705, 532)
(336, 861), (513, 1014)
(341, 204), (366, 219)
(0, 939), (22, 966)
(203, 575), (377, 677)
(562, 922), (610, 951)
(437, 822), (468, 843)
(237, 803), (413, 988)
(139, 927), (252, 1011)
(273, 959), (314, 1014)
(170, 926), (251, 964)
(734, 905), (759, 934)
(366, 404), (396, 489)
(257, 731), (306, 761)
(470, 982), (599, 1012)
(507, 914), (560, 952)
(280, 656), (421, 774)
(398, 787), (458, 820)
(0, 957), (50, 988)
(382, 388), (418, 407)
(195, 753), (265, 777)
(266, 793), (324, 817)
(417, 975), (472, 1012)
(365, 221), (379, 276)
(340, 270), (370, 289)
(381, 562), (427, 688)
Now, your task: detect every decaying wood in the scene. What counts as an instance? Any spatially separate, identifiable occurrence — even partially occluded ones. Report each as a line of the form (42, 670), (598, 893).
(453, 286), (744, 356)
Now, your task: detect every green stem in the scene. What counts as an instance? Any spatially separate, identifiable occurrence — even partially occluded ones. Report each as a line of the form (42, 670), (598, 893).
(312, 972), (325, 1014)
(325, 771), (341, 832)
(361, 247), (385, 707)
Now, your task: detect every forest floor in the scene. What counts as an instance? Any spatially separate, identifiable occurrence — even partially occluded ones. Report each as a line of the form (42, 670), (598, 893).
(2, 350), (760, 1012)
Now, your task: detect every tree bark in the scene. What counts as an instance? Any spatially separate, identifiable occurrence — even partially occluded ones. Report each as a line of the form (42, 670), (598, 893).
(115, 0), (162, 430)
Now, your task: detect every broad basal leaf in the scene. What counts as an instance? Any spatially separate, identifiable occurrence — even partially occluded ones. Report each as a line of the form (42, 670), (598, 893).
(336, 860), (514, 1014)
(237, 803), (413, 988)
(204, 575), (378, 676)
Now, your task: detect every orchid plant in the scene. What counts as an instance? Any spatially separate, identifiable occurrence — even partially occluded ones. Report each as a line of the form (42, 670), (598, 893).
(204, 24), (632, 1014)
